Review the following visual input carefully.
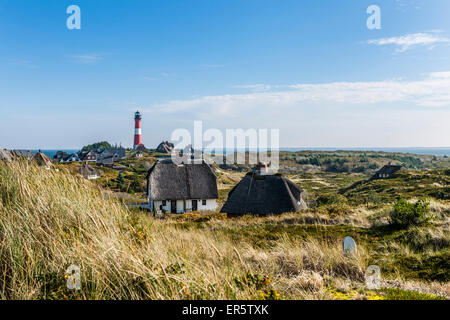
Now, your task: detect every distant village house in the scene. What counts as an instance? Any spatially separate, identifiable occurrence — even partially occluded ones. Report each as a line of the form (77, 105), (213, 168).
(63, 154), (80, 163)
(371, 164), (402, 180)
(96, 154), (115, 168)
(156, 141), (175, 154)
(11, 150), (34, 159)
(80, 150), (97, 163)
(33, 152), (52, 169)
(0, 149), (13, 162)
(101, 148), (126, 160)
(79, 164), (100, 180)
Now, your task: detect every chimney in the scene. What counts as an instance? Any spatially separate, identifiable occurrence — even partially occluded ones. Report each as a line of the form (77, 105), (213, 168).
(255, 162), (269, 175)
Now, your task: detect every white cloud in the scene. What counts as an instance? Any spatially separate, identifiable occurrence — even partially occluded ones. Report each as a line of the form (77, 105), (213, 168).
(70, 54), (104, 64)
(367, 32), (449, 52)
(161, 72), (176, 78)
(11, 59), (39, 69)
(139, 71), (450, 147)
(200, 64), (225, 69)
(395, 0), (422, 12)
(233, 84), (273, 92)
(146, 72), (450, 120)
(428, 71), (450, 79)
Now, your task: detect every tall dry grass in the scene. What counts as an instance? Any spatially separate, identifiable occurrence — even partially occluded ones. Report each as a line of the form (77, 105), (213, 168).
(0, 161), (369, 299)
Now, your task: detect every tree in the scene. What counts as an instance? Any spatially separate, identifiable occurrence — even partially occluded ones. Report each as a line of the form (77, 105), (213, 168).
(390, 198), (430, 228)
(81, 141), (112, 153)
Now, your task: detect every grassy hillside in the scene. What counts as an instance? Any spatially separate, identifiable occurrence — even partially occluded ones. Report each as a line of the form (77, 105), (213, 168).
(341, 169), (450, 204)
(219, 150), (450, 175)
(0, 161), (448, 300)
(54, 150), (449, 208)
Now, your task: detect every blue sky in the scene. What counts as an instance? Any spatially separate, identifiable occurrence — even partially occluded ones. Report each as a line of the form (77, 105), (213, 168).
(1, 0), (449, 149)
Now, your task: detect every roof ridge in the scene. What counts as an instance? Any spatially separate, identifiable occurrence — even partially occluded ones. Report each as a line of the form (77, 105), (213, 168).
(280, 176), (299, 210)
(243, 172), (255, 213)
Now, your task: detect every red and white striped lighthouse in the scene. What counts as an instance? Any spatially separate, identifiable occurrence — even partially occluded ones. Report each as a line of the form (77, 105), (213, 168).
(133, 111), (144, 149)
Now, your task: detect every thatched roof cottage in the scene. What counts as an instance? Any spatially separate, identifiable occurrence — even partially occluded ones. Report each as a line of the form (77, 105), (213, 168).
(100, 148), (126, 160)
(147, 159), (218, 213)
(80, 164), (100, 180)
(80, 150), (97, 163)
(96, 154), (114, 168)
(371, 164), (402, 180)
(220, 172), (308, 215)
(11, 150), (34, 159)
(0, 149), (13, 162)
(33, 152), (52, 169)
(156, 141), (174, 154)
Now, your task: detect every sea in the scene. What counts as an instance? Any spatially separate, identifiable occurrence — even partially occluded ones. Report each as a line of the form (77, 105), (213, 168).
(277, 147), (450, 157)
(29, 147), (450, 158)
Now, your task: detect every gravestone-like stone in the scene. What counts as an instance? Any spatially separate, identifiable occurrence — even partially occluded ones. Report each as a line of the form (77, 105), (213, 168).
(343, 236), (357, 255)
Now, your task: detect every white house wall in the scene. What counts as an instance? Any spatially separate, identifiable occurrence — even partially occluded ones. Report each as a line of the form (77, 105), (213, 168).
(153, 200), (171, 212)
(200, 199), (216, 211)
(151, 199), (217, 213)
(148, 184), (153, 211)
(176, 200), (184, 213)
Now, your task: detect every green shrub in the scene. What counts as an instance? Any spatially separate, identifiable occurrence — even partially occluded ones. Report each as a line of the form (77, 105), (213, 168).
(325, 203), (352, 216)
(81, 141), (112, 152)
(352, 166), (366, 173)
(317, 193), (348, 206)
(390, 198), (430, 228)
(314, 194), (351, 216)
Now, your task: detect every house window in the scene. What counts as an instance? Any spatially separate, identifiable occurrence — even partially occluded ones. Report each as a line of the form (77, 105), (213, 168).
(162, 200), (166, 206)
(202, 199), (206, 205)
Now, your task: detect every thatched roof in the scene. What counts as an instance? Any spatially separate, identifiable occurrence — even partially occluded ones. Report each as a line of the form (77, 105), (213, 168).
(33, 152), (52, 168)
(79, 164), (100, 178)
(0, 149), (13, 162)
(156, 141), (174, 154)
(11, 150), (34, 159)
(97, 154), (114, 165)
(220, 173), (307, 215)
(147, 160), (218, 201)
(101, 148), (126, 159)
(371, 165), (402, 180)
